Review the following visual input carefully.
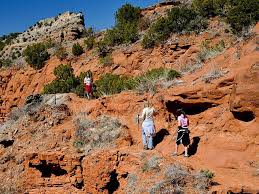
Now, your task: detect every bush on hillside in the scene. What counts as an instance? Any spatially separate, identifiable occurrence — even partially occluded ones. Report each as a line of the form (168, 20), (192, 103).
(167, 69), (182, 80)
(0, 41), (5, 51)
(23, 43), (50, 69)
(0, 59), (12, 68)
(104, 4), (141, 46)
(116, 3), (141, 26)
(192, 0), (217, 17)
(95, 73), (135, 96)
(144, 68), (181, 81)
(226, 0), (259, 34)
(192, 0), (259, 34)
(43, 64), (79, 94)
(72, 43), (84, 56)
(104, 23), (138, 46)
(53, 63), (75, 80)
(142, 7), (208, 48)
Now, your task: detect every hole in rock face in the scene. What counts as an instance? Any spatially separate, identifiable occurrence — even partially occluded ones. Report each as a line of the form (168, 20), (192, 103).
(232, 111), (255, 122)
(103, 170), (120, 194)
(166, 100), (217, 117)
(74, 180), (84, 189)
(0, 140), (14, 148)
(29, 160), (67, 177)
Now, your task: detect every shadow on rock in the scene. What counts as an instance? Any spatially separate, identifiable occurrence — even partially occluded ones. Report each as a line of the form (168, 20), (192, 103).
(188, 136), (200, 156)
(154, 128), (170, 147)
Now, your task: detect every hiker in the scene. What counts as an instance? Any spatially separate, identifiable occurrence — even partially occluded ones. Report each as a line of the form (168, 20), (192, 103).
(172, 109), (190, 157)
(138, 101), (156, 150)
(84, 72), (93, 99)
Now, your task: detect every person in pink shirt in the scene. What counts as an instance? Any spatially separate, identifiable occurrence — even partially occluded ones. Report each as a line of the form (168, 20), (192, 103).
(172, 109), (190, 157)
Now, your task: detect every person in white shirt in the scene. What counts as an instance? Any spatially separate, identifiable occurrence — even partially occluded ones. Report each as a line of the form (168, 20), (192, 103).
(84, 74), (93, 99)
(138, 101), (156, 150)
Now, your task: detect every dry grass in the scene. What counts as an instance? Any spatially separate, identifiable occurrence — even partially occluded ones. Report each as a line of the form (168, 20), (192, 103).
(180, 62), (203, 74)
(202, 68), (226, 83)
(0, 185), (22, 194)
(135, 76), (158, 95)
(150, 164), (214, 194)
(197, 40), (225, 63)
(73, 115), (127, 153)
(125, 173), (138, 194)
(142, 155), (162, 173)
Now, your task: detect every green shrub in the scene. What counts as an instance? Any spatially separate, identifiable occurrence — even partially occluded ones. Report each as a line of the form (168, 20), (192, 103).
(43, 64), (79, 94)
(192, 0), (259, 34)
(43, 79), (72, 94)
(0, 41), (5, 51)
(144, 67), (167, 80)
(142, 67), (181, 80)
(226, 0), (259, 34)
(23, 43), (50, 69)
(95, 73), (135, 96)
(142, 7), (208, 48)
(104, 22), (139, 46)
(72, 43), (84, 56)
(53, 64), (75, 80)
(104, 3), (141, 46)
(115, 3), (141, 26)
(121, 22), (139, 43)
(192, 0), (216, 17)
(0, 59), (12, 68)
(104, 28), (123, 46)
(167, 69), (182, 80)
(200, 169), (214, 179)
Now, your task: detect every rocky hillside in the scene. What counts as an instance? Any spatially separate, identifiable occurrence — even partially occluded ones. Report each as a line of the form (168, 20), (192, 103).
(0, 1), (259, 193)
(0, 12), (85, 65)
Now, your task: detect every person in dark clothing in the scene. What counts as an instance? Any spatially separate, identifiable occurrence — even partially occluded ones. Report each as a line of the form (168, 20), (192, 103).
(172, 109), (190, 157)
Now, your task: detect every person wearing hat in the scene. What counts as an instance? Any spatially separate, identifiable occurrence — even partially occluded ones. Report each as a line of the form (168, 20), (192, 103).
(172, 109), (190, 157)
